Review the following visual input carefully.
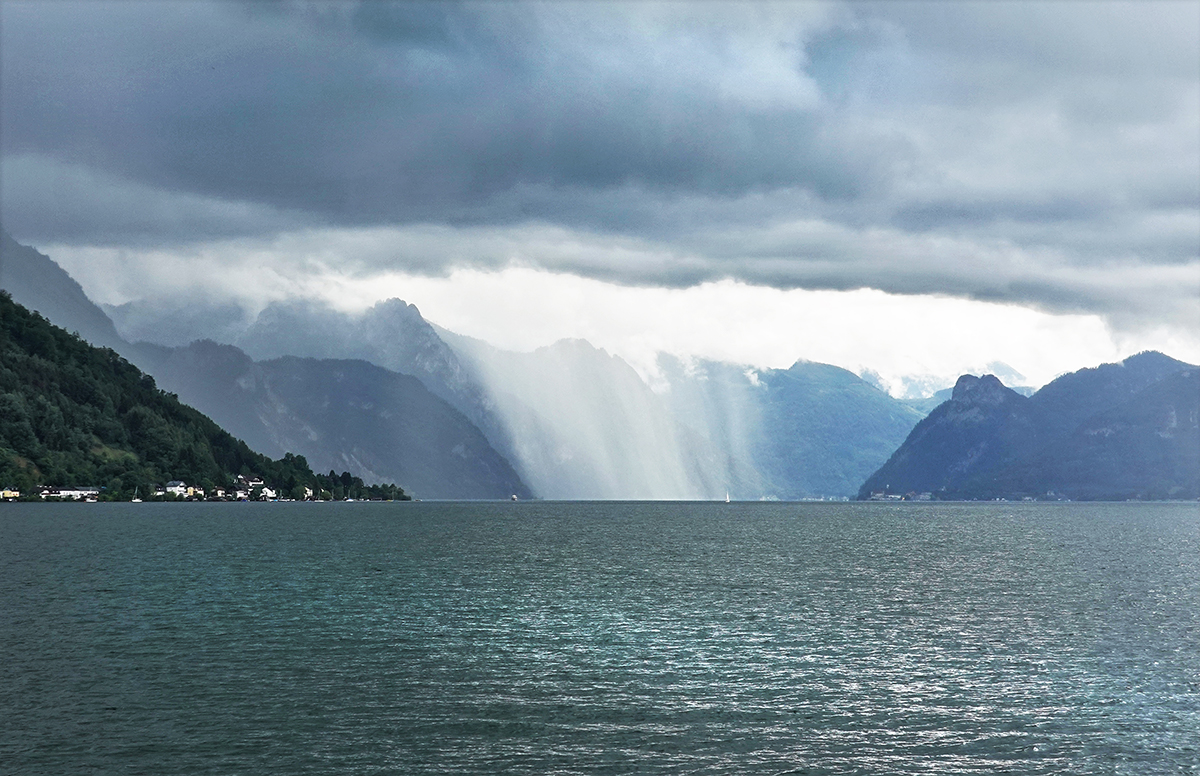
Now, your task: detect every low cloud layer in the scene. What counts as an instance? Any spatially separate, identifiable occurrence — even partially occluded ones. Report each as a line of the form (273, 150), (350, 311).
(2, 1), (1197, 338)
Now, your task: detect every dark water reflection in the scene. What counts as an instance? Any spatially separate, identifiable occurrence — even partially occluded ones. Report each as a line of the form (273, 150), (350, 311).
(2, 501), (1198, 774)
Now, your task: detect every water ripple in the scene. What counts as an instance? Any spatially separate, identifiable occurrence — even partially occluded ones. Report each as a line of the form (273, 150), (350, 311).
(1, 501), (1198, 775)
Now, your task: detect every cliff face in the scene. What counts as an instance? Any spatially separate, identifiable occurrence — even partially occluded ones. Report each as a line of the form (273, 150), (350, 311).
(859, 355), (1200, 500)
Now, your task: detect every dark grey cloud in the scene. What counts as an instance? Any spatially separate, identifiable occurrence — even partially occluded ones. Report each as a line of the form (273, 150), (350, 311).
(0, 2), (885, 230)
(0, 0), (1196, 330)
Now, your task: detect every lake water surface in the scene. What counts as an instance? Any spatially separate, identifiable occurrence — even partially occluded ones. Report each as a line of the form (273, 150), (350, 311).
(2, 501), (1198, 774)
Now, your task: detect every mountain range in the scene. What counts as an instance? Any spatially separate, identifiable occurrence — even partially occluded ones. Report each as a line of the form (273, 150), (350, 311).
(94, 263), (928, 499)
(860, 352), (1199, 500)
(5, 230), (1194, 501)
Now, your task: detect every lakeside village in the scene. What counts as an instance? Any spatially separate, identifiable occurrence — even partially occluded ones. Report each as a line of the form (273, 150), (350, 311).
(1, 473), (411, 503)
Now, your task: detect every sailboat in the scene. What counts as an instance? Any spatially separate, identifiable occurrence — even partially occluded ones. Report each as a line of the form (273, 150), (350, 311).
(131, 486), (142, 503)
(725, 491), (731, 503)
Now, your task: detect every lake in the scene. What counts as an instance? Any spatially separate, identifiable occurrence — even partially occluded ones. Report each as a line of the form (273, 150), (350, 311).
(2, 501), (1198, 774)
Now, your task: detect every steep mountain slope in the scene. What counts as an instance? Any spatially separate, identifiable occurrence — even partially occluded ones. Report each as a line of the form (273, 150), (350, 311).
(859, 353), (1199, 500)
(0, 291), (378, 498)
(137, 340), (530, 500)
(858, 375), (1037, 498)
(0, 230), (126, 352)
(1027, 351), (1192, 440)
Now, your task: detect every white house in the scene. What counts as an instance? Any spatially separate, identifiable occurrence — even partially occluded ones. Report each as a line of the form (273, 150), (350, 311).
(40, 487), (100, 500)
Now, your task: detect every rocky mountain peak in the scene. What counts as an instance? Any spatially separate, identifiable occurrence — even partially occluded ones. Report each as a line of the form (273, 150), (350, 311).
(951, 373), (1011, 404)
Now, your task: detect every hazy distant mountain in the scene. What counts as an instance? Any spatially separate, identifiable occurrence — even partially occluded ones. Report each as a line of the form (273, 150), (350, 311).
(104, 297), (254, 348)
(860, 352), (1199, 500)
(0, 230), (126, 353)
(237, 298), (478, 408)
(658, 356), (924, 499)
(238, 298), (735, 499)
(235, 298), (518, 466)
(755, 362), (927, 498)
(441, 333), (728, 499)
(900, 388), (954, 416)
(137, 340), (531, 500)
(95, 287), (970, 499)
(198, 291), (931, 499)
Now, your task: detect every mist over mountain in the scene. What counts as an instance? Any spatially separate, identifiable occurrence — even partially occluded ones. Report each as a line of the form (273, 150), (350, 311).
(229, 297), (931, 500)
(234, 297), (520, 473)
(136, 340), (530, 500)
(8, 231), (1191, 502)
(0, 230), (980, 500)
(658, 356), (924, 499)
(104, 297), (254, 348)
(1, 232), (529, 499)
(222, 296), (739, 499)
(1, 230), (126, 353)
(440, 332), (730, 500)
(860, 353), (1199, 500)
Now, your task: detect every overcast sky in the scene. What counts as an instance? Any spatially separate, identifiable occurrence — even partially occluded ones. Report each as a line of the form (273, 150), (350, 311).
(2, 1), (1197, 392)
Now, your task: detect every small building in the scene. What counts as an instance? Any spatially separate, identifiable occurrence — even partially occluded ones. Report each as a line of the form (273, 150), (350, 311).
(259, 487), (277, 501)
(40, 486), (101, 501)
(165, 481), (187, 497)
(236, 475), (265, 490)
(1, 488), (20, 500)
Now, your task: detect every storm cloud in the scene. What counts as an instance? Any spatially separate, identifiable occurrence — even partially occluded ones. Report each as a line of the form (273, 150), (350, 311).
(2, 0), (1197, 329)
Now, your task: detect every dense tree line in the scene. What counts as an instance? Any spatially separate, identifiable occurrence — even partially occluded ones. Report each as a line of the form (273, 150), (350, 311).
(0, 292), (409, 500)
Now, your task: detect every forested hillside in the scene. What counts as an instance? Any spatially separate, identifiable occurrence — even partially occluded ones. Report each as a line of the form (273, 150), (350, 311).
(0, 292), (407, 500)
